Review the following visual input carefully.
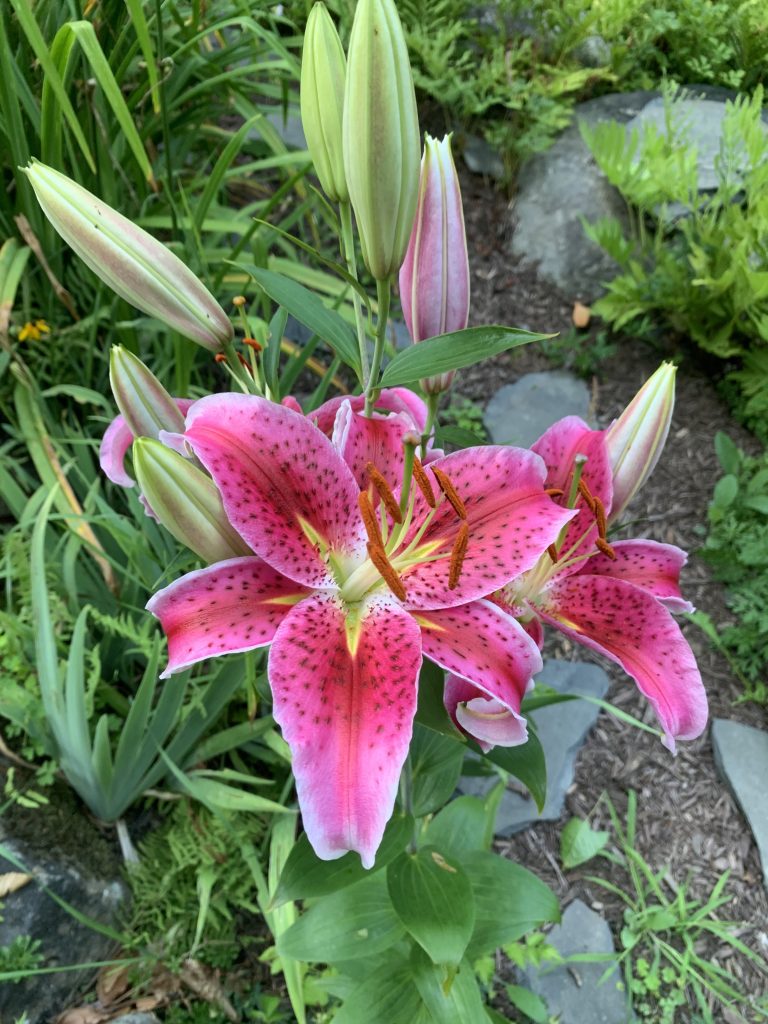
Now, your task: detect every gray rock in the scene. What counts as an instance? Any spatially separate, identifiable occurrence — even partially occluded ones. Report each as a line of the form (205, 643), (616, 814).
(509, 90), (656, 299)
(483, 370), (592, 448)
(459, 660), (609, 835)
(111, 1015), (161, 1024)
(521, 899), (633, 1024)
(462, 133), (505, 180)
(0, 795), (128, 1024)
(573, 34), (611, 68)
(712, 718), (768, 891)
(264, 108), (307, 151)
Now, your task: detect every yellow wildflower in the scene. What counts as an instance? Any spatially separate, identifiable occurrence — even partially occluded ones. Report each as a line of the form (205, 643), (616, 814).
(18, 319), (51, 342)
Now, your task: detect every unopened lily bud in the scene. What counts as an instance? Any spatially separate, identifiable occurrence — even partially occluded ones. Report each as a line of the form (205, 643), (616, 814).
(24, 161), (232, 351)
(301, 3), (348, 203)
(399, 133), (469, 394)
(605, 362), (676, 523)
(343, 0), (420, 281)
(133, 438), (251, 563)
(109, 346), (185, 440)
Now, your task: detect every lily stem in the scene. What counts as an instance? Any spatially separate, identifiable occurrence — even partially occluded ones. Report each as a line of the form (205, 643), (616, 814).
(364, 277), (391, 416)
(420, 392), (440, 458)
(222, 338), (260, 396)
(339, 201), (370, 386)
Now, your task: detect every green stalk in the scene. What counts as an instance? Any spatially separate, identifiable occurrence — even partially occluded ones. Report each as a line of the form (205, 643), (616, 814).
(339, 201), (370, 383)
(364, 277), (391, 416)
(154, 0), (178, 235)
(420, 393), (440, 458)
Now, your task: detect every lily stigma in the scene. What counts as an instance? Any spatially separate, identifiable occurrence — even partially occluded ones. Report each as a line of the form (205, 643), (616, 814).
(147, 394), (572, 867)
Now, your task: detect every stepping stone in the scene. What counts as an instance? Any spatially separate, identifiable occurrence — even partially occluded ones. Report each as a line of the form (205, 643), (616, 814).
(711, 718), (768, 891)
(484, 370), (592, 449)
(521, 899), (633, 1024)
(458, 660), (609, 835)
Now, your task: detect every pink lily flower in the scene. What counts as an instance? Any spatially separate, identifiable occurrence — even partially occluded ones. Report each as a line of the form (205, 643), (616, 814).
(399, 133), (470, 395)
(495, 415), (708, 753)
(147, 395), (572, 866)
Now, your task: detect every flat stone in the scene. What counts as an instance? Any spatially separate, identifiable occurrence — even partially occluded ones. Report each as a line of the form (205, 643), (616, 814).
(0, 791), (128, 1024)
(483, 370), (592, 448)
(462, 133), (505, 180)
(521, 899), (633, 1023)
(459, 660), (609, 835)
(111, 1015), (161, 1024)
(711, 718), (768, 891)
(509, 90), (656, 299)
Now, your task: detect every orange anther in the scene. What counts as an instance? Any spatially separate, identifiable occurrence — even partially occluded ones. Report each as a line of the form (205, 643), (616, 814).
(214, 353), (227, 363)
(593, 496), (607, 538)
(595, 537), (617, 560)
(366, 463), (403, 524)
(432, 466), (467, 520)
(448, 522), (470, 590)
(366, 542), (406, 601)
(577, 478), (596, 512)
(243, 336), (263, 351)
(545, 488), (565, 498)
(412, 457), (436, 508)
(547, 544), (559, 564)
(358, 491), (383, 548)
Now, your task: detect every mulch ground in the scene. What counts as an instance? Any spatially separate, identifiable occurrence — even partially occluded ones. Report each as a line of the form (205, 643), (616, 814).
(456, 168), (768, 1019)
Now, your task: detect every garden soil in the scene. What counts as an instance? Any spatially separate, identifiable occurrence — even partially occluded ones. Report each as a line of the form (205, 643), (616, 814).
(457, 168), (768, 1017)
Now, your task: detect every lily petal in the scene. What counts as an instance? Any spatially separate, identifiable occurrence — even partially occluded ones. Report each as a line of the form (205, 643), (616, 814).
(581, 539), (694, 614)
(538, 574), (708, 750)
(311, 387), (429, 436)
(402, 446), (574, 609)
(418, 599), (540, 749)
(147, 556), (311, 677)
(444, 675), (528, 752)
(332, 400), (414, 494)
(183, 394), (366, 588)
(532, 416), (613, 576)
(99, 398), (195, 487)
(269, 592), (422, 868)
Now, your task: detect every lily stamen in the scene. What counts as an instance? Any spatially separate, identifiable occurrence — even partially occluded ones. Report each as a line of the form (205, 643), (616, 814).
(358, 491), (385, 549)
(577, 478), (596, 512)
(593, 496), (608, 538)
(547, 544), (559, 563)
(366, 541), (407, 601)
(448, 522), (470, 589)
(432, 466), (467, 520)
(595, 537), (617, 560)
(366, 462), (403, 524)
(545, 487), (564, 498)
(413, 456), (437, 507)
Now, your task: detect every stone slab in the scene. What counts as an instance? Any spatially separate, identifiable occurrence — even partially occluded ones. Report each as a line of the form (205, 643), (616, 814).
(483, 370), (592, 448)
(459, 659), (609, 835)
(711, 718), (768, 891)
(521, 899), (633, 1024)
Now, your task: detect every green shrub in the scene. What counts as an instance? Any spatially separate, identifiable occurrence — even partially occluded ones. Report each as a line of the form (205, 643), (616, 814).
(582, 85), (768, 439)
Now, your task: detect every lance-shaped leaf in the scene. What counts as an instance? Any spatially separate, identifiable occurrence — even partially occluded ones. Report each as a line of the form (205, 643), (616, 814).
(24, 161), (232, 351)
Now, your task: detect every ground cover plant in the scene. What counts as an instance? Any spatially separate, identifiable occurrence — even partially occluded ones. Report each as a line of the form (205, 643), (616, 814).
(1, 1), (766, 1022)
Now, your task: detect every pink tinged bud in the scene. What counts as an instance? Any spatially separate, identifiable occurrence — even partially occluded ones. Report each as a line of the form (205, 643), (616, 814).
(343, 0), (420, 281)
(23, 161), (232, 351)
(605, 362), (676, 523)
(300, 3), (348, 203)
(133, 438), (251, 563)
(399, 134), (470, 395)
(109, 346), (185, 440)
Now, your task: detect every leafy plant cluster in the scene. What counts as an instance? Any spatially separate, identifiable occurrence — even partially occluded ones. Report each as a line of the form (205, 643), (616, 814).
(695, 432), (768, 704)
(582, 85), (768, 438)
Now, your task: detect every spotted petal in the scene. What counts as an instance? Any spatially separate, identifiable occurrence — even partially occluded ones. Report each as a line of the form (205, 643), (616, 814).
(311, 387), (429, 436)
(581, 540), (694, 614)
(183, 394), (366, 588)
(331, 400), (414, 495)
(418, 600), (540, 750)
(99, 398), (195, 487)
(532, 416), (613, 577)
(401, 446), (574, 609)
(538, 574), (707, 751)
(269, 592), (422, 868)
(147, 556), (310, 677)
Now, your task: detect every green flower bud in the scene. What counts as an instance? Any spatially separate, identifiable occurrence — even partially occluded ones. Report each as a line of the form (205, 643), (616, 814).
(133, 438), (251, 563)
(300, 3), (348, 203)
(343, 0), (420, 281)
(24, 161), (232, 351)
(109, 346), (185, 439)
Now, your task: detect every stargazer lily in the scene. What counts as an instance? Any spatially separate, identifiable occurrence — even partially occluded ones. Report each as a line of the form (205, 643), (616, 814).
(495, 414), (708, 753)
(147, 395), (572, 867)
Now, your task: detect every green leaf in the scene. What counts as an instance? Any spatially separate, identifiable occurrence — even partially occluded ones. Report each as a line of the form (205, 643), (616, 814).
(560, 817), (610, 870)
(410, 724), (466, 817)
(479, 730), (547, 812)
(743, 495), (768, 514)
(714, 432), (741, 475)
(332, 959), (424, 1024)
(277, 873), (405, 962)
(505, 984), (550, 1023)
(235, 265), (361, 377)
(273, 813), (414, 905)
(415, 659), (464, 739)
(464, 851), (560, 959)
(712, 474), (738, 508)
(411, 946), (489, 1024)
(433, 424), (489, 450)
(424, 796), (491, 860)
(378, 326), (549, 387)
(387, 847), (475, 965)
